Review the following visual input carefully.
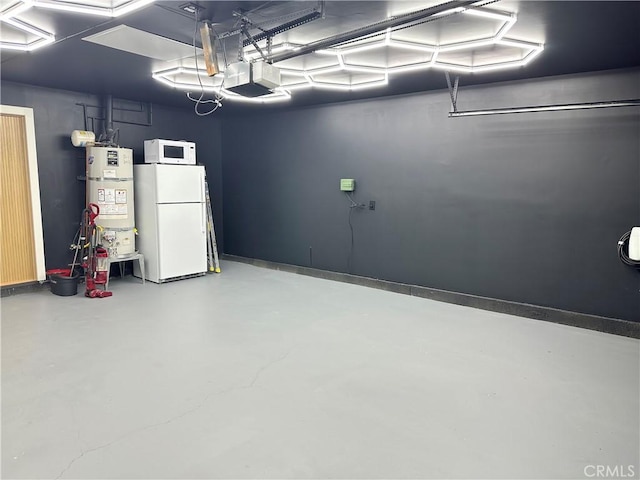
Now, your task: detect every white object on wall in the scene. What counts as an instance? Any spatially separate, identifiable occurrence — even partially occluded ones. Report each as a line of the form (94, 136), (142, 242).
(628, 227), (640, 261)
(71, 130), (95, 147)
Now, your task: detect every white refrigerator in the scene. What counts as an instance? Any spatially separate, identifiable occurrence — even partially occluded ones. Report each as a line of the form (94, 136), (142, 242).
(133, 164), (207, 283)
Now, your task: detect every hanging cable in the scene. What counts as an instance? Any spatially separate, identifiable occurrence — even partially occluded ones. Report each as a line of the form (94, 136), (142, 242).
(345, 192), (365, 274)
(345, 192), (356, 207)
(618, 231), (640, 268)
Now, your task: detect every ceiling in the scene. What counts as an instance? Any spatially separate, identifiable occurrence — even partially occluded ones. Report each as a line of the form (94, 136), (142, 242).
(1, 0), (639, 114)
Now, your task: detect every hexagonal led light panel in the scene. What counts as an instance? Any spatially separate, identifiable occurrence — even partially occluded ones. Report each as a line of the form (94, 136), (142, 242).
(153, 4), (544, 103)
(0, 0), (155, 50)
(1, 0), (154, 19)
(0, 15), (54, 50)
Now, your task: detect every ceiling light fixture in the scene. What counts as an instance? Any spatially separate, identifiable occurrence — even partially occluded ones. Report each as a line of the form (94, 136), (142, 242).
(1, 0), (154, 18)
(153, 4), (544, 103)
(384, 39), (437, 53)
(111, 0), (154, 17)
(462, 7), (513, 21)
(31, 1), (113, 16)
(0, 35), (54, 51)
(0, 16), (54, 50)
(344, 65), (387, 75)
(309, 74), (389, 92)
(386, 62), (434, 74)
(494, 18), (517, 41)
(437, 38), (496, 53)
(0, 0), (155, 51)
(0, 0), (32, 20)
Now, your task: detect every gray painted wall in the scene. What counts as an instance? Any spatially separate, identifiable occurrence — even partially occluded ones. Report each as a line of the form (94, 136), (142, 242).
(1, 81), (224, 271)
(222, 68), (640, 321)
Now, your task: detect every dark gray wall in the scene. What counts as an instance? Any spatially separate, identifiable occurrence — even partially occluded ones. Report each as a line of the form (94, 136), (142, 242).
(1, 81), (224, 270)
(222, 68), (640, 322)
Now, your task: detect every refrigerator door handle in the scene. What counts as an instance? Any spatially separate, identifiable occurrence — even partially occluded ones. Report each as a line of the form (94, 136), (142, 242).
(201, 204), (206, 234)
(200, 170), (206, 204)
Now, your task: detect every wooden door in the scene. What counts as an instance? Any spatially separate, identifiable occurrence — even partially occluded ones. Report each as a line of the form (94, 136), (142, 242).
(0, 113), (38, 286)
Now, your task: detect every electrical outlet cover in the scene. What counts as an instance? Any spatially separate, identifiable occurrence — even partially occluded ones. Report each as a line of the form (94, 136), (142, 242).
(340, 179), (355, 192)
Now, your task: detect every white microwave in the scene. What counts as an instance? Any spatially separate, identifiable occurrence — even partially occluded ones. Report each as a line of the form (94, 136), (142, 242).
(144, 139), (196, 165)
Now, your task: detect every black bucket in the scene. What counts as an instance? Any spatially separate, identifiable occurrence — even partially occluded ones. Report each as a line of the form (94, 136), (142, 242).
(49, 272), (80, 296)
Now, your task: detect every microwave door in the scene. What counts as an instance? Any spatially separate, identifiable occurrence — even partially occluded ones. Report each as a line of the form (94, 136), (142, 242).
(163, 144), (184, 160)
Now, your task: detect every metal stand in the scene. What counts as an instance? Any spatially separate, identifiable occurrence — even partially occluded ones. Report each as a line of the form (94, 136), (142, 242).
(106, 252), (145, 288)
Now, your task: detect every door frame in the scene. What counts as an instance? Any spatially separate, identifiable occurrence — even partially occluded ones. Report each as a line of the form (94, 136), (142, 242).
(1, 105), (46, 282)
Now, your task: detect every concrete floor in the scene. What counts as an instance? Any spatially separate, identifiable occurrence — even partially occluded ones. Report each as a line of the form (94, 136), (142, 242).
(1, 260), (639, 479)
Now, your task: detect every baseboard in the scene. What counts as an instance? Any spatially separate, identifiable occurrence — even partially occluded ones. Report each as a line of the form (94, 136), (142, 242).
(222, 254), (640, 339)
(0, 280), (48, 298)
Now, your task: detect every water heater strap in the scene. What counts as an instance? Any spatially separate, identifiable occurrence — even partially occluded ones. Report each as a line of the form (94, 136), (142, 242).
(99, 226), (135, 232)
(88, 176), (134, 182)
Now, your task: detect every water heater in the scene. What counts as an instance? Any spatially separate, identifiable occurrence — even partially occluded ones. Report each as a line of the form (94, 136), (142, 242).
(86, 146), (136, 257)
